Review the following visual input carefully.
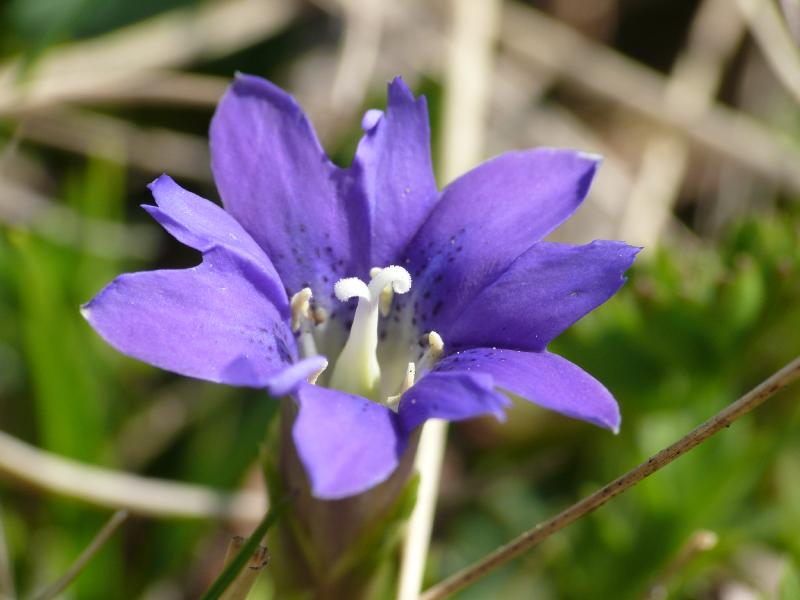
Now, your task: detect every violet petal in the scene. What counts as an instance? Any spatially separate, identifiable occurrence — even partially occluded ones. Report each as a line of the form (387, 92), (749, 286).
(402, 149), (599, 334)
(446, 240), (640, 352)
(436, 348), (620, 432)
(210, 73), (370, 305)
(352, 77), (438, 267)
(82, 248), (299, 389)
(292, 383), (406, 499)
(397, 370), (510, 434)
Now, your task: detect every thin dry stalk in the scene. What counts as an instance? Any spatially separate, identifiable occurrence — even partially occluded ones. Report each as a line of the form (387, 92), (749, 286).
(17, 107), (211, 181)
(0, 430), (265, 522)
(0, 0), (298, 114)
(218, 536), (270, 600)
(620, 0), (746, 245)
(737, 0), (800, 105)
(0, 502), (14, 600)
(500, 2), (800, 192)
(643, 530), (718, 600)
(68, 71), (229, 109)
(32, 510), (128, 600)
(330, 0), (386, 115)
(420, 356), (800, 600)
(0, 178), (159, 260)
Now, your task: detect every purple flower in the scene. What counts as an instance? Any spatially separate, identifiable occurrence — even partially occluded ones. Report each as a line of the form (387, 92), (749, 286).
(82, 75), (639, 500)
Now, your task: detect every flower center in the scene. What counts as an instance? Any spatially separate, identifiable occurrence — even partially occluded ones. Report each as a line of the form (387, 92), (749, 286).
(329, 266), (411, 400)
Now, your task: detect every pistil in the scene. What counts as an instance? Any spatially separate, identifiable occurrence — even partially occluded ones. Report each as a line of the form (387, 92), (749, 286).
(329, 266), (411, 400)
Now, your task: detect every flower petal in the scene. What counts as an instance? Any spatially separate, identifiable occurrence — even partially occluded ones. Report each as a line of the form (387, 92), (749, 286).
(436, 348), (620, 432)
(397, 371), (510, 434)
(266, 355), (328, 396)
(143, 174), (287, 310)
(446, 241), (640, 352)
(82, 248), (299, 389)
(400, 149), (600, 334)
(292, 384), (406, 499)
(210, 73), (370, 304)
(352, 77), (438, 267)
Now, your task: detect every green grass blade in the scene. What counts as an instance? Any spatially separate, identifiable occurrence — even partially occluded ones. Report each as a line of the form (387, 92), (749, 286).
(201, 496), (290, 600)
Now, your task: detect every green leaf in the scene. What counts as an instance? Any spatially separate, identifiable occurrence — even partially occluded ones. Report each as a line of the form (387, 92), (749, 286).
(200, 496), (290, 600)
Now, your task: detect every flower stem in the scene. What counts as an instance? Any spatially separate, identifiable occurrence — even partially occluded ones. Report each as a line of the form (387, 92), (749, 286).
(396, 1), (500, 598)
(420, 355), (800, 600)
(396, 419), (448, 600)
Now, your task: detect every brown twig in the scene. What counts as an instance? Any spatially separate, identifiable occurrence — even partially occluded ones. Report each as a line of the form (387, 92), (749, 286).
(420, 356), (800, 600)
(32, 510), (129, 600)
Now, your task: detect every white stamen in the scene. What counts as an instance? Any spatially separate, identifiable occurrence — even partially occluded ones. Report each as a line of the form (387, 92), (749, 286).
(290, 287), (318, 358)
(329, 265), (412, 399)
(307, 360), (328, 385)
(387, 362), (416, 411)
(427, 331), (444, 363)
(420, 331), (445, 374)
(290, 287), (313, 332)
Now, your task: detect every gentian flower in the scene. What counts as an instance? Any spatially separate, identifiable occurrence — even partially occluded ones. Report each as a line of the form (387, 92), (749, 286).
(82, 75), (639, 500)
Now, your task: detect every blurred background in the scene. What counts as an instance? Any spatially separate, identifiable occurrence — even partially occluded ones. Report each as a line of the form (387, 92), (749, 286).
(1, 0), (800, 598)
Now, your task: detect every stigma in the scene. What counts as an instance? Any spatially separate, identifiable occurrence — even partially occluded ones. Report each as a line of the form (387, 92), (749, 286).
(329, 266), (411, 400)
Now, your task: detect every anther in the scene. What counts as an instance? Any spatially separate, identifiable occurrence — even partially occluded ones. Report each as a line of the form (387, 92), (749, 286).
(290, 287), (319, 358)
(427, 331), (444, 363)
(290, 288), (313, 332)
(311, 304), (327, 326)
(420, 331), (444, 373)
